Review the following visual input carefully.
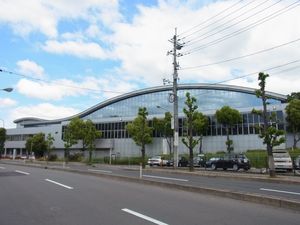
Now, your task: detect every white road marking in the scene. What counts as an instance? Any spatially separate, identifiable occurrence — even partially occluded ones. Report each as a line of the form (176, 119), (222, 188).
(260, 188), (300, 196)
(122, 208), (168, 225)
(88, 169), (112, 173)
(143, 175), (188, 182)
(45, 179), (74, 190)
(0, 166), (5, 169)
(15, 170), (30, 175)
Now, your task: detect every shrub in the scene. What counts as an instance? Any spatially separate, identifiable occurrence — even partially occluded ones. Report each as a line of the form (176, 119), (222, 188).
(68, 153), (83, 162)
(48, 154), (58, 161)
(245, 150), (267, 168)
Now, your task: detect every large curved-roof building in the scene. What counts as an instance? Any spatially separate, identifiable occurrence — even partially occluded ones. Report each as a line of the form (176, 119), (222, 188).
(4, 83), (292, 159)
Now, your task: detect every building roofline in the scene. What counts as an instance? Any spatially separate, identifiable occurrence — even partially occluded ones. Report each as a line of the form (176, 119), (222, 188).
(14, 83), (287, 125)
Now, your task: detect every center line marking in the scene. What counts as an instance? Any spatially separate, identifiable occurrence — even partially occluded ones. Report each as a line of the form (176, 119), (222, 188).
(143, 175), (188, 182)
(260, 188), (300, 196)
(88, 169), (112, 173)
(122, 208), (168, 225)
(45, 179), (73, 190)
(0, 166), (5, 169)
(15, 170), (30, 175)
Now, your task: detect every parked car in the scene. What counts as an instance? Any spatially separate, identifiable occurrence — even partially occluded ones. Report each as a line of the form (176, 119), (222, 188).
(194, 154), (206, 167)
(273, 149), (293, 172)
(147, 156), (170, 166)
(293, 155), (300, 170)
(147, 156), (163, 166)
(205, 157), (220, 168)
(178, 156), (189, 167)
(207, 154), (251, 171)
(178, 155), (206, 167)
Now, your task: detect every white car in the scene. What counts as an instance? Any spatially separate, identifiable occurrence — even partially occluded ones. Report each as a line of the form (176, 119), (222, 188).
(273, 150), (293, 172)
(147, 156), (169, 166)
(147, 156), (162, 166)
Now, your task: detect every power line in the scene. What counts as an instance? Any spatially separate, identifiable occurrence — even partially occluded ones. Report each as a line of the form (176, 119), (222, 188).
(180, 0), (257, 41)
(180, 37), (300, 70)
(178, 0), (244, 38)
(182, 1), (300, 55)
(0, 68), (125, 94)
(184, 0), (276, 46)
(213, 59), (300, 85)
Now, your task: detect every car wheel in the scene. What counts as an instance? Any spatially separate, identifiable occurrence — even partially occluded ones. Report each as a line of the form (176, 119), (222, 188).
(223, 168), (227, 171)
(211, 164), (216, 170)
(233, 164), (239, 171)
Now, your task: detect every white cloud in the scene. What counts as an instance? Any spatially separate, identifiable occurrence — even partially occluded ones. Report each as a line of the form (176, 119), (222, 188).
(10, 103), (79, 121)
(16, 78), (94, 100)
(95, 76), (139, 99)
(42, 40), (110, 59)
(0, 0), (121, 37)
(14, 75), (133, 101)
(105, 0), (300, 94)
(0, 98), (17, 108)
(17, 59), (45, 78)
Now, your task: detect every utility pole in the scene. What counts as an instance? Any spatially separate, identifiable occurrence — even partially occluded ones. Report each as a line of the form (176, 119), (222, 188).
(168, 28), (183, 168)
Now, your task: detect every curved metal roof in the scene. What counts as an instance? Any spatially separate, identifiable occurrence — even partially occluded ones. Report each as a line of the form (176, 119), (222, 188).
(14, 83), (287, 125)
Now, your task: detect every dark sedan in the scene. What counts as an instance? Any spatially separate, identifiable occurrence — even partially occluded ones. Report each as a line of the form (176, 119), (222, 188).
(207, 154), (251, 171)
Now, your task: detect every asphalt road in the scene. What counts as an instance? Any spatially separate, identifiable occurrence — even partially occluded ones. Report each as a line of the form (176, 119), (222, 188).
(65, 163), (300, 202)
(0, 164), (300, 225)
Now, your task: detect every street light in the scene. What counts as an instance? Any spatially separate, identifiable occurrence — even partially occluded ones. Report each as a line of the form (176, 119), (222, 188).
(1, 88), (13, 92)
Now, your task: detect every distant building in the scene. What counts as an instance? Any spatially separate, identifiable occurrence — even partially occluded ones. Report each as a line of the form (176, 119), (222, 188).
(4, 84), (294, 159)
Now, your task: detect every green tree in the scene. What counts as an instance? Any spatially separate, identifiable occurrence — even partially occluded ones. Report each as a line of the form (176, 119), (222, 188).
(287, 92), (300, 102)
(63, 117), (101, 163)
(84, 119), (101, 163)
(215, 106), (242, 153)
(45, 133), (55, 163)
(68, 117), (86, 150)
(253, 72), (285, 177)
(153, 112), (173, 156)
(25, 133), (47, 158)
(0, 128), (6, 157)
(194, 112), (209, 154)
(285, 99), (300, 149)
(181, 92), (209, 171)
(126, 107), (153, 168)
(63, 125), (78, 162)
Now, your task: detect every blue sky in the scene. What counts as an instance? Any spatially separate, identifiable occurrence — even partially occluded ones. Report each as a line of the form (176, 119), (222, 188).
(1, 0), (300, 128)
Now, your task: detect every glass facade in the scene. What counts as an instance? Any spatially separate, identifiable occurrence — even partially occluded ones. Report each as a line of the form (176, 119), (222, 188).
(72, 111), (285, 140)
(83, 89), (282, 120)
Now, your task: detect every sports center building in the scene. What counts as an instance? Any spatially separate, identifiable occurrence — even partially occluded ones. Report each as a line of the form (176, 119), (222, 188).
(3, 84), (293, 159)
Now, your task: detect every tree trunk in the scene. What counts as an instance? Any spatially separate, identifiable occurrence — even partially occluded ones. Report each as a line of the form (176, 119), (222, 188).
(293, 132), (299, 149)
(199, 135), (203, 154)
(189, 145), (194, 172)
(267, 146), (276, 177)
(89, 149), (92, 164)
(226, 127), (230, 152)
(167, 136), (172, 157)
(141, 145), (146, 169)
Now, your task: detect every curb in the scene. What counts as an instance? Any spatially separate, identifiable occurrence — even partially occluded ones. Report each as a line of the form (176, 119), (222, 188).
(1, 160), (300, 211)
(144, 168), (300, 185)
